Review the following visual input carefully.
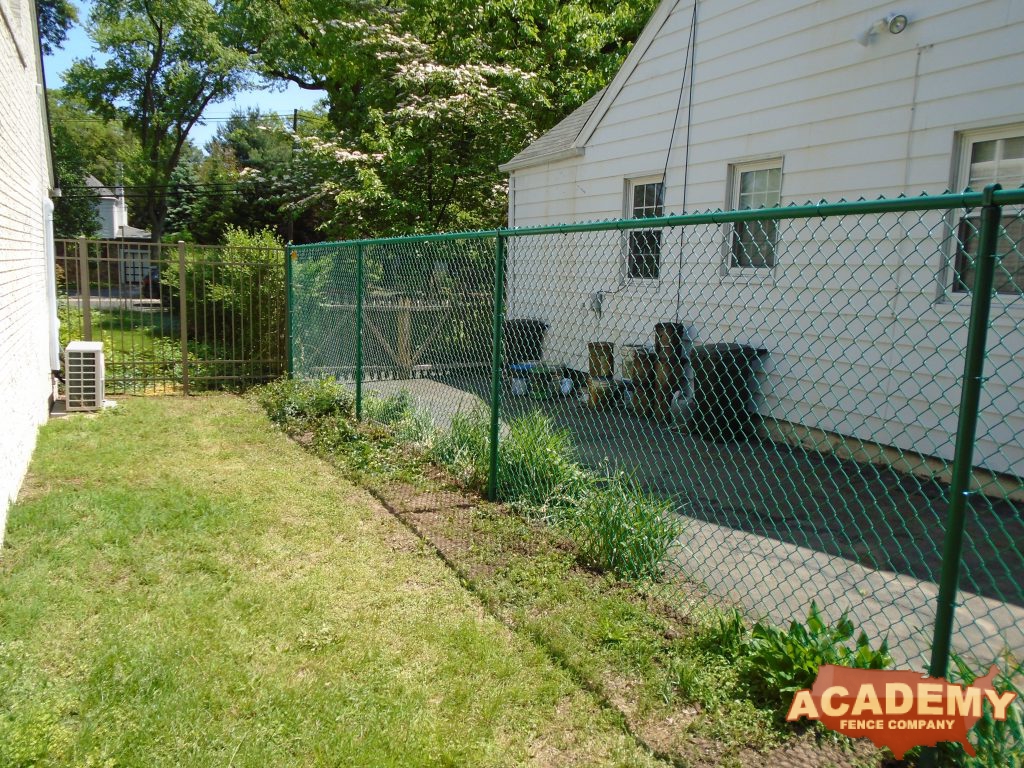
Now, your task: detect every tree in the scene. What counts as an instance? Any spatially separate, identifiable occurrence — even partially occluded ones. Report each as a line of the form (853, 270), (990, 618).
(48, 90), (146, 237)
(36, 0), (77, 55)
(64, 0), (250, 241)
(224, 0), (657, 237)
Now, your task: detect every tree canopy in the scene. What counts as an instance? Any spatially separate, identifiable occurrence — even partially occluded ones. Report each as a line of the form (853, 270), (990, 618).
(64, 0), (250, 240)
(53, 0), (657, 242)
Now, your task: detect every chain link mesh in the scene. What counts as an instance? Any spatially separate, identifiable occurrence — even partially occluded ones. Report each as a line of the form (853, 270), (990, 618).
(289, 191), (1024, 673)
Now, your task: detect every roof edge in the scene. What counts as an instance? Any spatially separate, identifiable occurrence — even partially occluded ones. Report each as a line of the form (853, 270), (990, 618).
(499, 146), (585, 173)
(574, 0), (683, 150)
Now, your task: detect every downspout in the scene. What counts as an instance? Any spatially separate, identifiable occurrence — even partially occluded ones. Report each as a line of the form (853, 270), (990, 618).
(43, 197), (60, 373)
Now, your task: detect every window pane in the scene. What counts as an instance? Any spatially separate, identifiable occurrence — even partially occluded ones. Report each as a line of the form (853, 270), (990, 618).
(731, 220), (776, 268)
(739, 171), (754, 194)
(766, 167), (782, 193)
(633, 185), (645, 211)
(1004, 137), (1024, 160)
(628, 230), (661, 279)
(971, 139), (997, 164)
(955, 213), (1024, 295)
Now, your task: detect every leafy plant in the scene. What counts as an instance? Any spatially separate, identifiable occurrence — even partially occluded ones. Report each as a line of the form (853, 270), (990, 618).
(496, 411), (586, 511)
(944, 652), (1023, 767)
(574, 473), (681, 581)
(254, 378), (354, 425)
(739, 602), (891, 710)
(430, 409), (490, 491)
(691, 607), (749, 663)
(364, 391), (415, 426)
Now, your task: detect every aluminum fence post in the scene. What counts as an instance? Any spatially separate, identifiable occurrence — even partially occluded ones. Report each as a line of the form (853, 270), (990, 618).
(285, 243), (293, 378)
(928, 183), (1002, 681)
(486, 232), (507, 502)
(355, 243), (365, 422)
(77, 236), (92, 341)
(178, 241), (189, 395)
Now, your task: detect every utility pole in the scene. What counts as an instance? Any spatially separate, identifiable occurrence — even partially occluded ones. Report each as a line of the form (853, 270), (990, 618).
(287, 108), (298, 244)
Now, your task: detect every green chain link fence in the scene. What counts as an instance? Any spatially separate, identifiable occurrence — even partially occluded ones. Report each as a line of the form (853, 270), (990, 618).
(288, 185), (1024, 679)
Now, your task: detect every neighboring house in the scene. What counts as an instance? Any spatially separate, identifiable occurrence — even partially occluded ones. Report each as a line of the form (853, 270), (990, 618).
(84, 174), (153, 286)
(0, 0), (60, 541)
(500, 0), (1024, 478)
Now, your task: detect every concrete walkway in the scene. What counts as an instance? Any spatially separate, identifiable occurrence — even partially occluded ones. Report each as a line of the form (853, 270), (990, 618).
(364, 376), (1024, 669)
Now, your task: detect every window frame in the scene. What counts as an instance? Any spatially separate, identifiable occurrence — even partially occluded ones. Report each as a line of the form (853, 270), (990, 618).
(948, 124), (1024, 300)
(723, 158), (784, 277)
(623, 175), (665, 281)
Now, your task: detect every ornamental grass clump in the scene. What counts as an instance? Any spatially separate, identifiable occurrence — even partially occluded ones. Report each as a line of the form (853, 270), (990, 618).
(496, 411), (588, 514)
(430, 409), (490, 491)
(575, 473), (682, 581)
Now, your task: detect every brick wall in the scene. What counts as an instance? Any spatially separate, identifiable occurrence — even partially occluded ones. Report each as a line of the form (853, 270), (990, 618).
(0, 0), (55, 543)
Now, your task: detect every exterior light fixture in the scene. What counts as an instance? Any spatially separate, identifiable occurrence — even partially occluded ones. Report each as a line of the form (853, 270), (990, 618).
(886, 13), (908, 34)
(856, 12), (909, 46)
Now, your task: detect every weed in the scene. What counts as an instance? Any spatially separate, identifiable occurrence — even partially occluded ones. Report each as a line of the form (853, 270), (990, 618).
(944, 651), (1023, 767)
(739, 602), (891, 710)
(574, 474), (682, 581)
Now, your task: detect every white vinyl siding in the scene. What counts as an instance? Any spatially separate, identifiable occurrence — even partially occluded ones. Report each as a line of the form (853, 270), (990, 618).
(506, 0), (1024, 478)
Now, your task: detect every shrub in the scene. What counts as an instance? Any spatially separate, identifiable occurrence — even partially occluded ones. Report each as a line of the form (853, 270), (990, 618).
(574, 473), (681, 581)
(254, 378), (354, 425)
(739, 602), (891, 710)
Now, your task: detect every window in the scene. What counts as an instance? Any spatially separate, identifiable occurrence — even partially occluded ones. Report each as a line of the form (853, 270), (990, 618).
(626, 179), (664, 279)
(954, 129), (1024, 295)
(729, 161), (782, 269)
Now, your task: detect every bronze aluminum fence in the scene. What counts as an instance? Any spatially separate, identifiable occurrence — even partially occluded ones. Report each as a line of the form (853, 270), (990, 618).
(56, 238), (287, 394)
(288, 186), (1024, 680)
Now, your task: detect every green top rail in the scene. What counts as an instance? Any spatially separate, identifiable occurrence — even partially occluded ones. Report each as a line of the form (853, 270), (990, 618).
(288, 184), (1024, 251)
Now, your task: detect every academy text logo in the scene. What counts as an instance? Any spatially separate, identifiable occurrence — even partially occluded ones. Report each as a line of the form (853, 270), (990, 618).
(786, 665), (1017, 758)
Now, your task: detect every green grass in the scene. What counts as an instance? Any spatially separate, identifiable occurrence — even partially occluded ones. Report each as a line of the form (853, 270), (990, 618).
(0, 396), (665, 768)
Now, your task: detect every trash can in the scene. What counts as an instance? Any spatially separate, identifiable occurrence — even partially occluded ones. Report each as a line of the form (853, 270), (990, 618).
(654, 322), (692, 394)
(632, 348), (670, 421)
(687, 343), (768, 441)
(504, 319), (548, 363)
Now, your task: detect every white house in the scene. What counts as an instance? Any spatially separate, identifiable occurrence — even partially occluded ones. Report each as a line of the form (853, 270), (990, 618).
(0, 0), (60, 541)
(84, 174), (153, 286)
(500, 0), (1024, 481)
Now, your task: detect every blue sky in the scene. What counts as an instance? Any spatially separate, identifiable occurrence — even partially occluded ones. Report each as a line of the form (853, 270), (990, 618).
(44, 1), (326, 150)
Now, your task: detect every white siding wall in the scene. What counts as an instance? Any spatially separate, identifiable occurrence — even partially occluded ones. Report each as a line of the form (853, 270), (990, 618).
(508, 0), (1024, 477)
(0, 0), (54, 541)
(95, 196), (117, 238)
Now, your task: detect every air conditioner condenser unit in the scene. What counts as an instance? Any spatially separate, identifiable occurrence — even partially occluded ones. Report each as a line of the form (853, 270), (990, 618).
(65, 340), (105, 412)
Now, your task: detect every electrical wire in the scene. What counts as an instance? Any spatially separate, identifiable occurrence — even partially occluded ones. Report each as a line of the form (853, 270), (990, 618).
(671, 1), (698, 322)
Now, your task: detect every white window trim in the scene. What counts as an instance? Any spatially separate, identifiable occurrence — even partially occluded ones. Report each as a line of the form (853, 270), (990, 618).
(942, 123), (1024, 304)
(623, 174), (665, 282)
(722, 157), (784, 280)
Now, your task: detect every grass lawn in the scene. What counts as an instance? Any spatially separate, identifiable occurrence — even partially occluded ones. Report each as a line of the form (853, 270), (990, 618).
(0, 395), (664, 767)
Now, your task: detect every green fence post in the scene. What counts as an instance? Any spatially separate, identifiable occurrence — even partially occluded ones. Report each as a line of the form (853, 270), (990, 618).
(486, 232), (507, 502)
(928, 183), (1002, 681)
(355, 243), (365, 422)
(285, 244), (294, 378)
